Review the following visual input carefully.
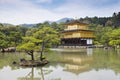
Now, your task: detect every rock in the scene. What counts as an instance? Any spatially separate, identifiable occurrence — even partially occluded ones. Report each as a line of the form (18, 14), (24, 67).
(19, 60), (49, 67)
(12, 61), (17, 64)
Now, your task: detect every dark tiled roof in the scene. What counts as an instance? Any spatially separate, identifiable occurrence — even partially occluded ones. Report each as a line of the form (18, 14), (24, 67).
(61, 29), (94, 33)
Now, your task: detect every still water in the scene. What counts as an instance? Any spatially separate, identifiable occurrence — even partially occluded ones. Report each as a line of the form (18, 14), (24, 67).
(0, 48), (120, 80)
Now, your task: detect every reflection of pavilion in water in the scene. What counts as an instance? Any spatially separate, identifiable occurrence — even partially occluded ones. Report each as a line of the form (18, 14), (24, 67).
(60, 48), (93, 74)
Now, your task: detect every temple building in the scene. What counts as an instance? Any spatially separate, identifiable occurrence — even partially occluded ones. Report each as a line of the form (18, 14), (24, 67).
(61, 20), (95, 46)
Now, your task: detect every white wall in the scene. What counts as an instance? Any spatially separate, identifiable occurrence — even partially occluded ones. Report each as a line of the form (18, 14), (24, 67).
(87, 39), (93, 44)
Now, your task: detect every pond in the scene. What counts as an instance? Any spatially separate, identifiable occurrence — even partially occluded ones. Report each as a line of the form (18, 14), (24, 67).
(0, 48), (120, 80)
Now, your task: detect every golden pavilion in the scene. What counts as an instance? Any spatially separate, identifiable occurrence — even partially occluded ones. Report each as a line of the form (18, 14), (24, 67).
(61, 20), (95, 46)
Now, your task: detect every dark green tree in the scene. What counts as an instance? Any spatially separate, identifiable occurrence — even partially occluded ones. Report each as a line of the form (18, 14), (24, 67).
(109, 29), (120, 48)
(33, 26), (60, 61)
(17, 37), (41, 60)
(9, 32), (22, 47)
(0, 32), (9, 52)
(112, 12), (120, 28)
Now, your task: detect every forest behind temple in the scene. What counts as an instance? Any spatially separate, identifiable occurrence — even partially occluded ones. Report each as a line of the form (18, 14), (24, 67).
(0, 12), (120, 51)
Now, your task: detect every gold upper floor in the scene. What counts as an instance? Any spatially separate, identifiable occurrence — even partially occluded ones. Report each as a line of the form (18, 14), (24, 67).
(64, 20), (88, 31)
(61, 20), (95, 39)
(61, 30), (95, 39)
(64, 24), (88, 31)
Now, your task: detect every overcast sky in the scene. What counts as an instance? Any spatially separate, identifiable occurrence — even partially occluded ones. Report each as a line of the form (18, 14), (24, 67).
(0, 0), (120, 25)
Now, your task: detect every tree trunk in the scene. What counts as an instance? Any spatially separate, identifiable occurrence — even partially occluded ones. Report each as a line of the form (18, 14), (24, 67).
(40, 42), (44, 61)
(31, 52), (34, 61)
(27, 50), (34, 61)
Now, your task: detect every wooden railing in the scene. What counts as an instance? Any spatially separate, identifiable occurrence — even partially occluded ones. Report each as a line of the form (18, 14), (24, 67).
(63, 34), (95, 38)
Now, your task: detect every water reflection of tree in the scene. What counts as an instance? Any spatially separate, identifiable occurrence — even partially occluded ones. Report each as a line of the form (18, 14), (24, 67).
(0, 52), (22, 70)
(18, 67), (44, 80)
(1, 49), (120, 77)
(17, 66), (54, 80)
(91, 49), (120, 74)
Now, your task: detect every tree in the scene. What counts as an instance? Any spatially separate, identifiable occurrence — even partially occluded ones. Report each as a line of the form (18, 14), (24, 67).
(100, 27), (113, 46)
(109, 29), (120, 48)
(112, 12), (120, 28)
(17, 37), (41, 60)
(16, 26), (28, 36)
(26, 28), (38, 36)
(9, 32), (22, 47)
(105, 20), (113, 26)
(17, 42), (36, 60)
(33, 26), (60, 61)
(0, 32), (9, 52)
(17, 26), (60, 61)
(93, 25), (104, 45)
(51, 22), (64, 31)
(51, 22), (58, 30)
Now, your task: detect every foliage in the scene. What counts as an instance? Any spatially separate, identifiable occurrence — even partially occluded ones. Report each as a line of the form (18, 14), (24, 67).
(1, 11), (120, 52)
(17, 37), (40, 60)
(0, 25), (29, 50)
(25, 28), (38, 36)
(108, 29), (120, 48)
(0, 32), (9, 49)
(33, 26), (60, 61)
(90, 24), (113, 46)
(17, 42), (36, 51)
(16, 25), (60, 61)
(22, 37), (42, 44)
(33, 26), (60, 47)
(51, 22), (64, 31)
(9, 31), (22, 47)
(112, 12), (120, 28)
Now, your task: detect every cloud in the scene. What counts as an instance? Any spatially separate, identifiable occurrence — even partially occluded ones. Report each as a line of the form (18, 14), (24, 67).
(0, 0), (120, 25)
(0, 0), (18, 4)
(54, 0), (120, 17)
(34, 0), (54, 3)
(0, 7), (58, 25)
(0, 0), (58, 24)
